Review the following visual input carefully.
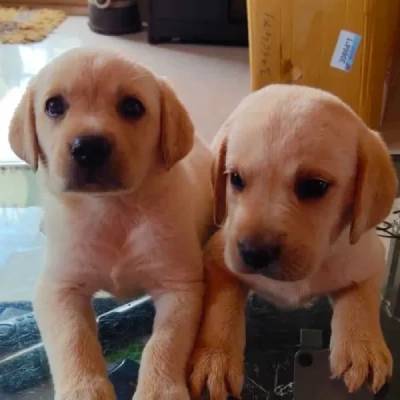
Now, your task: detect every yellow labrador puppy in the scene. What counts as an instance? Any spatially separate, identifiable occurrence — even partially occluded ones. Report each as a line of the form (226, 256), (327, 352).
(9, 48), (213, 400)
(190, 84), (397, 399)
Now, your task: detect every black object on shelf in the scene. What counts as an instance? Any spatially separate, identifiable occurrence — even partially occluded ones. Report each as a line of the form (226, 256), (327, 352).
(88, 0), (142, 36)
(147, 0), (248, 45)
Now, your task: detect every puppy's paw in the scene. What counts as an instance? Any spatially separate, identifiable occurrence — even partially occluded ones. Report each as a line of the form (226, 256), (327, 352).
(330, 335), (392, 393)
(56, 377), (116, 400)
(189, 346), (244, 400)
(133, 383), (190, 400)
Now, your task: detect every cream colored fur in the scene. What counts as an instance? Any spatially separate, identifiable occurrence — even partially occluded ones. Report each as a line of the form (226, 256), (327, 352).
(190, 84), (397, 399)
(9, 48), (214, 400)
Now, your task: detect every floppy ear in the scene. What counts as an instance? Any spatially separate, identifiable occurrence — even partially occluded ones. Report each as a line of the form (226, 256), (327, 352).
(9, 81), (39, 171)
(212, 136), (228, 226)
(350, 129), (398, 244)
(158, 78), (194, 170)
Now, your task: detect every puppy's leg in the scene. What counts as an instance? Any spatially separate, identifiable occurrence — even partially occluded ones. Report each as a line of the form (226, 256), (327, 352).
(189, 231), (248, 400)
(34, 275), (115, 400)
(330, 275), (392, 393)
(133, 283), (203, 400)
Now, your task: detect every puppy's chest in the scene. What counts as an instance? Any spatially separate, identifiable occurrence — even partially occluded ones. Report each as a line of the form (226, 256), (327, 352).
(86, 220), (146, 271)
(75, 215), (180, 296)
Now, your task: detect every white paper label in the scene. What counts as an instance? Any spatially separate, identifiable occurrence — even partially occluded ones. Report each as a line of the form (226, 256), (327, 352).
(330, 30), (361, 72)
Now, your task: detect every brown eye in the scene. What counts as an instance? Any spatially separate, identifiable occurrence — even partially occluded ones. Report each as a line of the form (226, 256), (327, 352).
(295, 178), (330, 200)
(230, 172), (245, 191)
(45, 96), (67, 118)
(118, 96), (145, 119)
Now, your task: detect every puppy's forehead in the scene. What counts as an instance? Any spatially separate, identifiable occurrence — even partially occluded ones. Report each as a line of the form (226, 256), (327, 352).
(37, 49), (158, 100)
(226, 86), (359, 174)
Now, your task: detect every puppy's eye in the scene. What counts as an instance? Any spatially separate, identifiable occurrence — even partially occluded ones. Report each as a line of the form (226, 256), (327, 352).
(230, 172), (245, 191)
(45, 96), (67, 118)
(118, 96), (145, 119)
(295, 178), (330, 200)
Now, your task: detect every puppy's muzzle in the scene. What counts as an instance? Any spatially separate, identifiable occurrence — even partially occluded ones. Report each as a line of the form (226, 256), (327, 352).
(70, 135), (112, 169)
(66, 135), (121, 192)
(238, 239), (280, 274)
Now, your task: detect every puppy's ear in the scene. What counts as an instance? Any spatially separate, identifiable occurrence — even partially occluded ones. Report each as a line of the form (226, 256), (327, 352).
(350, 129), (397, 244)
(158, 78), (194, 170)
(9, 81), (39, 171)
(212, 136), (228, 226)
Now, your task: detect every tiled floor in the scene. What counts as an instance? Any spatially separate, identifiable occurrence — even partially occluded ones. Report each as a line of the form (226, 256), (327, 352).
(0, 16), (250, 302)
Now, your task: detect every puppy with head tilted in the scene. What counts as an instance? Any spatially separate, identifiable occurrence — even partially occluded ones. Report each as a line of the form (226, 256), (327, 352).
(9, 48), (214, 400)
(189, 84), (397, 399)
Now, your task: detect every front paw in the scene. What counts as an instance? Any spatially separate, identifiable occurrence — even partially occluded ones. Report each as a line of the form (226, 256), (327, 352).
(55, 377), (116, 400)
(133, 384), (190, 400)
(330, 334), (392, 393)
(189, 346), (244, 400)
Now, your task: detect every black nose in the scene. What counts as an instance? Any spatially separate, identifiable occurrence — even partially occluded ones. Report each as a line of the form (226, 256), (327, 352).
(70, 136), (112, 169)
(238, 240), (280, 271)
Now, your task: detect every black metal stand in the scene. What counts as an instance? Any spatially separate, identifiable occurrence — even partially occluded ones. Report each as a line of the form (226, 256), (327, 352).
(147, 0), (248, 45)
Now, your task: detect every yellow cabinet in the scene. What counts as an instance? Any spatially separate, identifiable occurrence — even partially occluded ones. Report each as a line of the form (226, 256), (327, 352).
(247, 0), (400, 129)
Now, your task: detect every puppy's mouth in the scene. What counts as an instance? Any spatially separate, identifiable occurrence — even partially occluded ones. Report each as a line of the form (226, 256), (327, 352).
(225, 247), (280, 280)
(244, 263), (310, 283)
(64, 165), (124, 194)
(229, 253), (307, 283)
(248, 263), (281, 279)
(226, 239), (313, 283)
(239, 264), (305, 283)
(238, 261), (290, 281)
